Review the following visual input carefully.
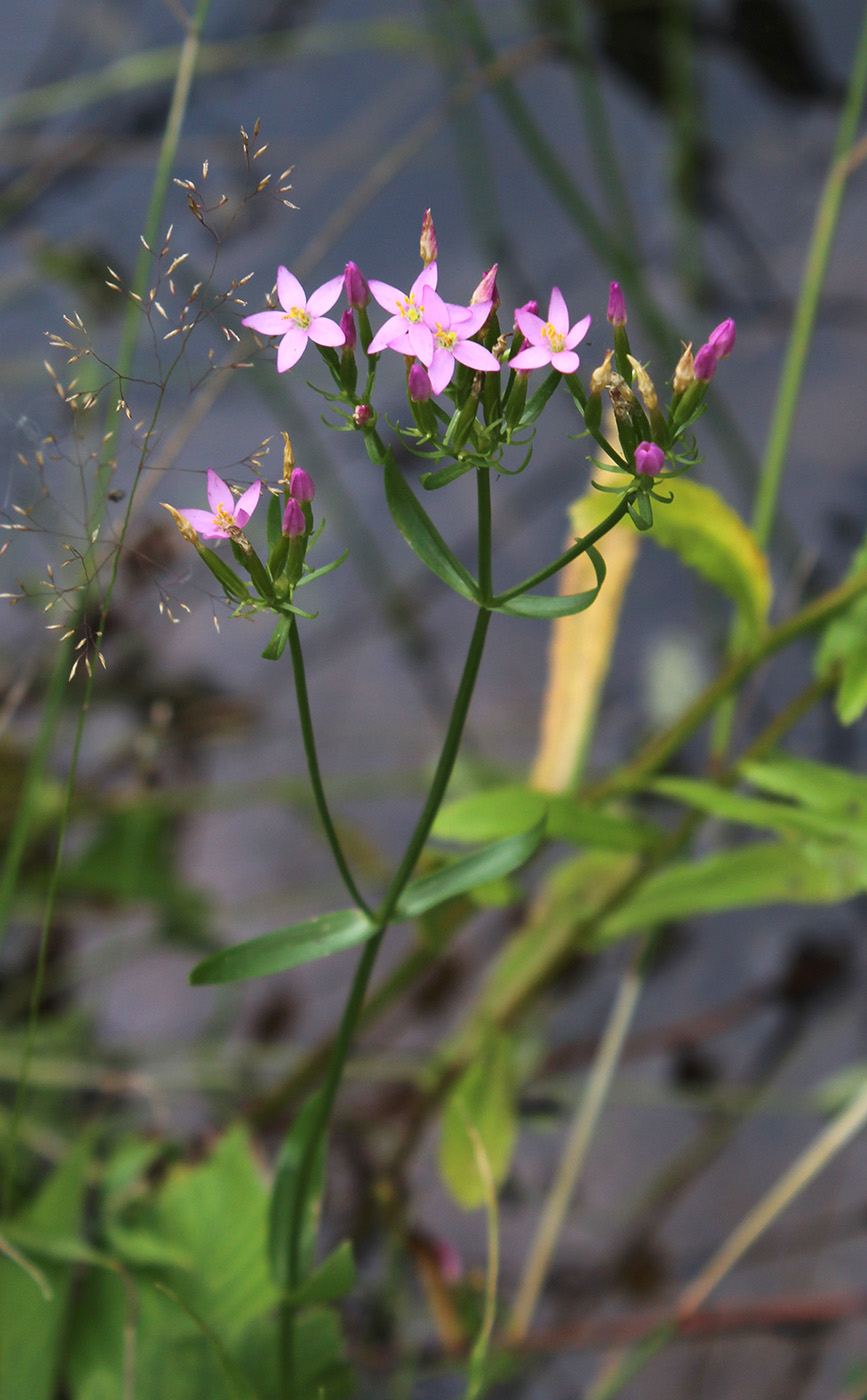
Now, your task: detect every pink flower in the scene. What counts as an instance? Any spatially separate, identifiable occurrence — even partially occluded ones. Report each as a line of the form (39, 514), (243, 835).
(409, 364), (433, 401)
(420, 208), (438, 267)
(242, 267), (346, 372)
(367, 265), (439, 360)
(344, 261), (370, 309)
(289, 467), (315, 502)
(607, 281), (627, 326)
(339, 308), (357, 353)
(708, 317), (736, 359)
(471, 264), (499, 314)
(693, 343), (718, 382)
(417, 287), (501, 394)
(634, 441), (665, 476)
(282, 498), (306, 537)
(511, 288), (591, 375)
(181, 469), (261, 540)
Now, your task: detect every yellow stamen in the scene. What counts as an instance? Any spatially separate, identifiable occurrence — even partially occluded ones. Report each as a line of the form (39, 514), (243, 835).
(435, 326), (457, 351)
(398, 293), (424, 323)
(542, 322), (566, 355)
(283, 305), (311, 329)
(212, 504), (235, 530)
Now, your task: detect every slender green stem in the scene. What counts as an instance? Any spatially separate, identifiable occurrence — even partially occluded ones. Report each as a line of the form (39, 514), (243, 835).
(287, 619), (372, 917)
(476, 467), (493, 604)
(493, 498), (629, 606)
(752, 2), (867, 549)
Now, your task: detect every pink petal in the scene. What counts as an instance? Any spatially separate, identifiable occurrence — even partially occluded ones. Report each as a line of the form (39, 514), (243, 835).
(306, 273), (345, 318)
(566, 313), (592, 350)
(277, 266), (306, 312)
(411, 263), (437, 299)
(276, 327), (308, 372)
(515, 307), (545, 343)
(453, 341), (501, 373)
(428, 347), (455, 395)
(206, 469), (233, 515)
(455, 302), (491, 339)
(183, 508), (221, 534)
(547, 287), (569, 335)
(242, 309), (289, 336)
(368, 316), (408, 354)
(421, 286), (449, 328)
(550, 349), (580, 374)
(308, 316), (346, 348)
(510, 344), (551, 371)
(368, 279), (405, 314)
(234, 480), (262, 527)
(408, 321), (434, 362)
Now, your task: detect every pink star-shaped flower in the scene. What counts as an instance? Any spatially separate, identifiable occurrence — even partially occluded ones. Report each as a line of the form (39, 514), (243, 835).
(367, 264), (440, 361)
(416, 286), (500, 394)
(181, 469), (262, 540)
(511, 288), (591, 375)
(242, 267), (346, 372)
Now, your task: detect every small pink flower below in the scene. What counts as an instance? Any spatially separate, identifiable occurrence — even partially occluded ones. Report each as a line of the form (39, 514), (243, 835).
(182, 469), (261, 539)
(634, 441), (665, 477)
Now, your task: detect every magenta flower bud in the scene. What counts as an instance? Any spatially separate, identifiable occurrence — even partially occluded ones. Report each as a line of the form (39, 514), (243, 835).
(289, 466), (315, 502)
(708, 317), (736, 359)
(339, 308), (356, 353)
(634, 441), (665, 476)
(282, 497), (306, 537)
(344, 260), (370, 309)
(471, 264), (500, 315)
(607, 281), (627, 327)
(515, 299), (538, 326)
(353, 404), (372, 427)
(420, 208), (438, 266)
(408, 363), (433, 402)
(693, 343), (718, 381)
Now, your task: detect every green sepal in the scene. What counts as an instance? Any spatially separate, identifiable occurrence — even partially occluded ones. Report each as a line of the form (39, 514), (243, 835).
(246, 548), (275, 600)
(383, 452), (479, 600)
(520, 369), (560, 426)
(495, 543), (606, 618)
(420, 459), (476, 491)
(268, 536), (291, 579)
(395, 821), (546, 919)
(189, 908), (377, 985)
(267, 493), (284, 551)
(195, 544), (251, 602)
(627, 492), (654, 531)
(261, 613), (293, 661)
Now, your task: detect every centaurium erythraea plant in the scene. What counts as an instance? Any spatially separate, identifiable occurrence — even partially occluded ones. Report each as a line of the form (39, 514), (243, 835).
(242, 266), (346, 371)
(180, 468), (261, 540)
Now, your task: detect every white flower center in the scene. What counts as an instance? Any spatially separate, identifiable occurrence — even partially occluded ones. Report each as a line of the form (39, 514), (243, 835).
(435, 326), (457, 351)
(398, 293), (424, 323)
(284, 305), (311, 329)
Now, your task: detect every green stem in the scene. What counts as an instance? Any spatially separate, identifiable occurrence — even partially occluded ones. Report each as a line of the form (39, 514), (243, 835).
(287, 619), (372, 917)
(477, 467), (493, 603)
(493, 498), (629, 606)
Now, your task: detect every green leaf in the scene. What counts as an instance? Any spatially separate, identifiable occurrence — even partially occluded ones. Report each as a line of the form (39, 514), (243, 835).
(268, 1094), (326, 1292)
(741, 752), (867, 818)
(815, 532), (867, 723)
(288, 1307), (355, 1400)
(295, 547), (350, 588)
(383, 452), (478, 600)
(197, 545), (251, 603)
(261, 613), (293, 661)
(190, 909), (376, 985)
(649, 478), (771, 645)
(439, 1031), (517, 1209)
(546, 796), (661, 852)
(649, 776), (867, 851)
(496, 545), (606, 618)
(598, 841), (867, 944)
(152, 1284), (263, 1400)
(285, 1241), (355, 1307)
(420, 459), (476, 490)
(266, 492), (283, 551)
(432, 784), (549, 842)
(396, 822), (545, 919)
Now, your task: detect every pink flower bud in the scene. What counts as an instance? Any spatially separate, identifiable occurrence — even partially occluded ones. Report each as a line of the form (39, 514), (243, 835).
(471, 264), (500, 314)
(607, 281), (627, 326)
(282, 497), (306, 537)
(634, 441), (665, 476)
(344, 261), (369, 309)
(420, 208), (437, 266)
(708, 317), (736, 359)
(339, 308), (356, 352)
(408, 363), (433, 402)
(289, 467), (315, 502)
(693, 343), (717, 381)
(515, 299), (538, 326)
(353, 404), (372, 427)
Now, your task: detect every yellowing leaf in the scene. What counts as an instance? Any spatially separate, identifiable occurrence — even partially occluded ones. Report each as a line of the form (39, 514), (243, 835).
(439, 1032), (517, 1210)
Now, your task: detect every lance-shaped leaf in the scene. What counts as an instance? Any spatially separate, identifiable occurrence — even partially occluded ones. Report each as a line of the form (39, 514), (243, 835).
(261, 613), (293, 661)
(741, 752), (867, 818)
(190, 909), (377, 985)
(649, 776), (867, 851)
(420, 459), (476, 490)
(496, 545), (606, 619)
(439, 1030), (517, 1209)
(384, 453), (478, 600)
(395, 822), (546, 919)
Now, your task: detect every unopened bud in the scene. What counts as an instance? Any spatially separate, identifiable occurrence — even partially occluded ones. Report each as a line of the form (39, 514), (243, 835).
(353, 404), (373, 427)
(289, 467), (315, 502)
(634, 441), (665, 476)
(607, 281), (627, 327)
(282, 497), (306, 538)
(408, 363), (433, 402)
(471, 264), (499, 315)
(626, 355), (658, 412)
(281, 431), (296, 484)
(161, 502), (198, 544)
(708, 317), (736, 359)
(672, 342), (695, 395)
(344, 260), (370, 309)
(693, 343), (717, 382)
(420, 208), (437, 267)
(339, 309), (356, 353)
(514, 299), (538, 328)
(590, 349), (615, 396)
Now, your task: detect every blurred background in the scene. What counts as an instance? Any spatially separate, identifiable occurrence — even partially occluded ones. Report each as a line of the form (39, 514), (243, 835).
(2, 1), (867, 1396)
